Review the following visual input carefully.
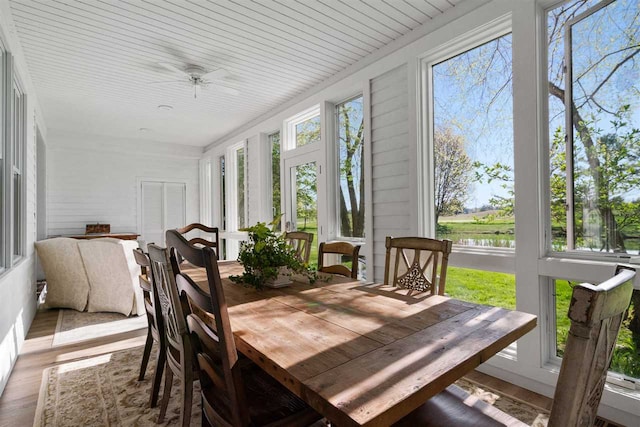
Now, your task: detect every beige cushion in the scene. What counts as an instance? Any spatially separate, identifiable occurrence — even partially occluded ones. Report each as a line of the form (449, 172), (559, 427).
(78, 239), (135, 316)
(118, 240), (144, 315)
(35, 238), (90, 312)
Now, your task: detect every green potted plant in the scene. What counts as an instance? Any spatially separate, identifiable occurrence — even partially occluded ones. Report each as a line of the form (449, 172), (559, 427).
(230, 220), (319, 289)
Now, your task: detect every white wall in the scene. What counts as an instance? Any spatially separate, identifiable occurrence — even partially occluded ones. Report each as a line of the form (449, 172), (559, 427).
(46, 131), (201, 237)
(0, 0), (45, 395)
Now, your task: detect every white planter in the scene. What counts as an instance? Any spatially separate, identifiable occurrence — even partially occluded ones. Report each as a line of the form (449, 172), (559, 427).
(264, 267), (293, 288)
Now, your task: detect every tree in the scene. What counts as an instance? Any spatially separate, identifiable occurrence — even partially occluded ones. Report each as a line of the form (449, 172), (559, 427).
(337, 100), (365, 237)
(434, 127), (473, 223)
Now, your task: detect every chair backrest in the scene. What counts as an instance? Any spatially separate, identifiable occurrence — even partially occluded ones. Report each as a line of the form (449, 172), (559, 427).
(318, 241), (361, 279)
(132, 248), (164, 333)
(384, 236), (452, 295)
(166, 229), (214, 314)
(176, 223), (220, 258)
(147, 243), (190, 367)
(284, 231), (313, 264)
(168, 230), (249, 426)
(549, 265), (635, 427)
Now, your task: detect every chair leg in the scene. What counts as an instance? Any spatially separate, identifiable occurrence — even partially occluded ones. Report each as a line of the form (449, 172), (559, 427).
(158, 362), (173, 423)
(138, 328), (153, 381)
(181, 362), (193, 427)
(149, 343), (166, 408)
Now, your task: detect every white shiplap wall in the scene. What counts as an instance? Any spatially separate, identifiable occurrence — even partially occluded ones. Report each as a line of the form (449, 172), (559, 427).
(46, 132), (201, 237)
(370, 65), (410, 281)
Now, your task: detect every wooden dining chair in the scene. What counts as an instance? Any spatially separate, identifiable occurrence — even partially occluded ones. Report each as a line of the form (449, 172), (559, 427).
(147, 243), (194, 427)
(176, 223), (220, 258)
(384, 236), (452, 295)
(284, 231), (314, 264)
(318, 241), (361, 279)
(132, 248), (166, 408)
(393, 265), (636, 427)
(165, 230), (322, 427)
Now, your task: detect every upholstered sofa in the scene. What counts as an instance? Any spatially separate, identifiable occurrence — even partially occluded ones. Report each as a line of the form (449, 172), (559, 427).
(35, 237), (144, 316)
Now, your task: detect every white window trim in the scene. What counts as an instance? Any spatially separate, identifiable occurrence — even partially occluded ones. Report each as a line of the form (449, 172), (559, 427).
(11, 72), (26, 265)
(282, 105), (321, 156)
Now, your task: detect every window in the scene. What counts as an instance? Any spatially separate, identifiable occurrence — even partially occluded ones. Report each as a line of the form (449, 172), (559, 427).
(548, 0), (640, 256)
(431, 33), (514, 250)
(218, 155), (227, 259)
(336, 95), (365, 239)
(11, 77), (25, 261)
(269, 132), (282, 231)
(295, 116), (320, 148)
(547, 0), (640, 386)
(284, 106), (321, 151)
(236, 146), (246, 229)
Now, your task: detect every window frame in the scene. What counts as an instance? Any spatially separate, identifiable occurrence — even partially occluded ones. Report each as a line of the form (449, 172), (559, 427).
(418, 16), (514, 272)
(10, 72), (26, 264)
(333, 93), (366, 243)
(283, 105), (321, 154)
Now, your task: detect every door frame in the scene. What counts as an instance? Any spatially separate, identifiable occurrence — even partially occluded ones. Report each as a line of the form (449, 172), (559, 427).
(137, 177), (187, 245)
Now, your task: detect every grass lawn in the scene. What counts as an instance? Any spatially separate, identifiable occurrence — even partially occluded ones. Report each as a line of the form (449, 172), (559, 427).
(447, 267), (639, 378)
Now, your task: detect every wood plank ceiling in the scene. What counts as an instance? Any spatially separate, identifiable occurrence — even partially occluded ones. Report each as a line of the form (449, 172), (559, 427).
(9, 0), (462, 146)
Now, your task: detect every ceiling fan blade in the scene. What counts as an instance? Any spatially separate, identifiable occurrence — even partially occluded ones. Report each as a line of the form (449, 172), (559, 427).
(201, 68), (231, 80)
(211, 85), (240, 96)
(158, 62), (189, 77)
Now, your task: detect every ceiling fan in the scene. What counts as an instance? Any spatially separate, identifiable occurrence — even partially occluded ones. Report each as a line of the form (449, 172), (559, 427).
(152, 63), (240, 98)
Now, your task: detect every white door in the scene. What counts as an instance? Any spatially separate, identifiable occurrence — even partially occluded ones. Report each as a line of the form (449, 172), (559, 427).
(140, 181), (186, 246)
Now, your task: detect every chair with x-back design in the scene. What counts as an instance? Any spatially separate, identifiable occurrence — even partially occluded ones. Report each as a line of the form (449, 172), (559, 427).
(383, 236), (452, 296)
(284, 231), (314, 265)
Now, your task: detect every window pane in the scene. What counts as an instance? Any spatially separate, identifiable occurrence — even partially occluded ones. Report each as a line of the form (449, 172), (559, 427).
(446, 266), (515, 310)
(555, 279), (640, 380)
(548, 0), (640, 254)
(295, 116), (320, 148)
(236, 148), (245, 229)
(337, 96), (365, 238)
(291, 162), (318, 266)
(432, 34), (514, 248)
(269, 132), (281, 231)
(220, 156), (226, 230)
(13, 172), (20, 257)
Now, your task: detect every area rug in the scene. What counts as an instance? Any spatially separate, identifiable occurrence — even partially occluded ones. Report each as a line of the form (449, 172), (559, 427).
(52, 309), (148, 347)
(33, 345), (200, 426)
(34, 346), (558, 427)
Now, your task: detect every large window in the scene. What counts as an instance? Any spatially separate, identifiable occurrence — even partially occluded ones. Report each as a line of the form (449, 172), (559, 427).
(431, 33), (514, 250)
(547, 0), (639, 255)
(236, 146), (245, 229)
(269, 131), (281, 231)
(11, 77), (25, 261)
(1, 54), (25, 270)
(547, 0), (640, 386)
(336, 95), (365, 239)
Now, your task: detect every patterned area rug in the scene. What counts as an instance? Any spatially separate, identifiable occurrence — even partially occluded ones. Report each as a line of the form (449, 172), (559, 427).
(52, 309), (147, 347)
(34, 346), (200, 426)
(34, 345), (557, 427)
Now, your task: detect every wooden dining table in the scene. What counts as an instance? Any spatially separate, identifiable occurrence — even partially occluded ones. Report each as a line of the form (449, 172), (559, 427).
(184, 261), (537, 427)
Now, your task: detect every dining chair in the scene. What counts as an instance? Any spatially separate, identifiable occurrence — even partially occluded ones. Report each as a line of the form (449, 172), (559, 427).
(166, 230), (322, 427)
(147, 243), (194, 427)
(393, 265), (636, 427)
(318, 241), (361, 279)
(384, 236), (452, 295)
(132, 248), (166, 408)
(176, 223), (220, 258)
(284, 231), (314, 264)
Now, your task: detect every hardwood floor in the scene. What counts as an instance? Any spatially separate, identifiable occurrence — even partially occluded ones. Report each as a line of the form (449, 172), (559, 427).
(0, 308), (553, 427)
